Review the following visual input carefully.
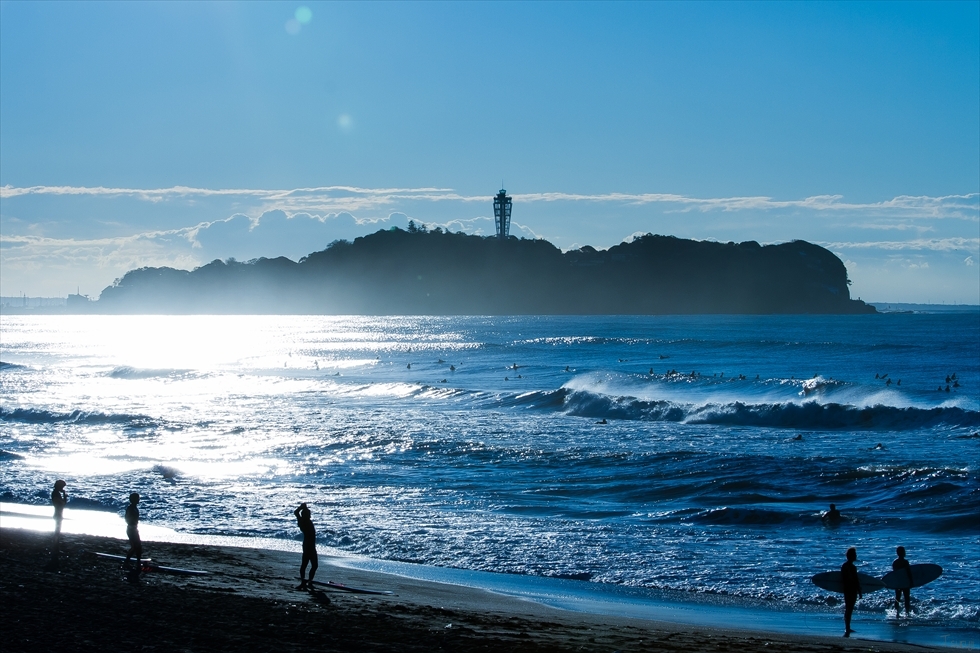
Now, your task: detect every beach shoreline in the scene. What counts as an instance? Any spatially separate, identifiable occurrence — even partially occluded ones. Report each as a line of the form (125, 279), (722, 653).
(1, 527), (958, 652)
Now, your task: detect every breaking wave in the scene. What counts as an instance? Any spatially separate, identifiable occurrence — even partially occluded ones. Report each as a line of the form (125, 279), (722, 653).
(513, 388), (980, 429)
(0, 407), (159, 428)
(107, 366), (193, 379)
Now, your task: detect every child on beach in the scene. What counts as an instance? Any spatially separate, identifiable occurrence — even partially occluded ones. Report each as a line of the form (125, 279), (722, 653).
(841, 547), (862, 637)
(892, 546), (913, 616)
(124, 492), (142, 568)
(50, 480), (67, 559)
(294, 502), (318, 590)
(51, 480), (67, 539)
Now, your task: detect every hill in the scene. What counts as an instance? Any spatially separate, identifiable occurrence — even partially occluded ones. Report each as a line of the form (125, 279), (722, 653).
(92, 228), (875, 314)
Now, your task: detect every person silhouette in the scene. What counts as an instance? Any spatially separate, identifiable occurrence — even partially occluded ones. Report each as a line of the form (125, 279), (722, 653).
(124, 492), (142, 568)
(841, 547), (862, 637)
(294, 502), (318, 590)
(50, 480), (67, 559)
(824, 503), (842, 524)
(51, 479), (67, 539)
(892, 546), (913, 616)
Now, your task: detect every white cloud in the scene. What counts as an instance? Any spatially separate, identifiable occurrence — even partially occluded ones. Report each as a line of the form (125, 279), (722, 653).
(966, 256), (975, 266)
(850, 222), (934, 232)
(622, 231), (650, 243)
(822, 237), (980, 252)
(3, 184), (976, 221)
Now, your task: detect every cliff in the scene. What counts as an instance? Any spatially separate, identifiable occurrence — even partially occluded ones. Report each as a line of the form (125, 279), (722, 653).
(93, 229), (875, 314)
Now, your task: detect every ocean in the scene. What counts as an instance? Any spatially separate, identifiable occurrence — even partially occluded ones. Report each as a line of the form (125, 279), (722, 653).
(1, 313), (978, 640)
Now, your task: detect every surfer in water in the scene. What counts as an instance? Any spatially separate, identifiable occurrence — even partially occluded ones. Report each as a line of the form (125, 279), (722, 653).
(892, 546), (913, 616)
(51, 479), (67, 554)
(841, 547), (862, 637)
(294, 502), (318, 590)
(124, 492), (142, 569)
(823, 503), (842, 524)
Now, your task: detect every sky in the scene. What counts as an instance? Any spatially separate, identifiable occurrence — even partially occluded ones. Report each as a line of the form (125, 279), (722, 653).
(1, 1), (978, 303)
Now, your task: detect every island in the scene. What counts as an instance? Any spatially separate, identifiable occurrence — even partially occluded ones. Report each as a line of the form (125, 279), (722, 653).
(90, 228), (875, 314)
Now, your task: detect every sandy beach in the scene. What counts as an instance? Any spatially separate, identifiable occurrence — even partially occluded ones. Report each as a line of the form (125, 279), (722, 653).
(1, 527), (956, 653)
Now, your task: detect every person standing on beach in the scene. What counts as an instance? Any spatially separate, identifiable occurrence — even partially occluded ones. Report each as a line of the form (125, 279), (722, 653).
(841, 547), (862, 637)
(294, 502), (318, 590)
(892, 546), (913, 616)
(124, 492), (143, 567)
(51, 480), (67, 553)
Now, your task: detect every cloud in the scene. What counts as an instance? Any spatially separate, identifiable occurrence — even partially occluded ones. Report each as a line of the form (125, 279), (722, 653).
(849, 222), (934, 232)
(822, 237), (980, 252)
(3, 184), (976, 221)
(967, 256), (975, 267)
(0, 228), (205, 297)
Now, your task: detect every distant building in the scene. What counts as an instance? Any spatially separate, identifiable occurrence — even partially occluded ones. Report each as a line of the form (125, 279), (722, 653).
(66, 293), (91, 310)
(0, 295), (67, 309)
(493, 188), (512, 239)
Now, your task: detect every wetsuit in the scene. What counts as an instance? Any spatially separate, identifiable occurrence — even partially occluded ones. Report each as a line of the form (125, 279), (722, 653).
(51, 488), (67, 537)
(841, 559), (861, 634)
(125, 503), (142, 563)
(295, 507), (318, 585)
(892, 556), (912, 614)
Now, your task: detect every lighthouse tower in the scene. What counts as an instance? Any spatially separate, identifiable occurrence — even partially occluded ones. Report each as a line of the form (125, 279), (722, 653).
(493, 188), (512, 239)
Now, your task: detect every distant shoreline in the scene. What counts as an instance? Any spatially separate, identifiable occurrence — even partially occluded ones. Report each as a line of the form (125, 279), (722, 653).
(2, 304), (978, 316)
(5, 231), (878, 315)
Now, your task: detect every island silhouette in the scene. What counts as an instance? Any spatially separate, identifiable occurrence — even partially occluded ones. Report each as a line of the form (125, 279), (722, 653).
(91, 227), (875, 314)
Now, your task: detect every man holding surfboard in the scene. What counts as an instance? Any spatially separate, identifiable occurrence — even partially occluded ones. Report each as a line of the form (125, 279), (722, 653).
(891, 546), (913, 616)
(882, 547), (942, 617)
(841, 547), (861, 637)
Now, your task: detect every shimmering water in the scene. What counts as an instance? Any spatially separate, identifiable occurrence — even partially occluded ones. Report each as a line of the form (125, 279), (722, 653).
(1, 313), (978, 632)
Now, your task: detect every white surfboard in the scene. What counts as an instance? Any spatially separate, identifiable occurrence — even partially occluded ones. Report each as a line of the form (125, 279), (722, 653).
(811, 570), (886, 593)
(883, 563), (942, 589)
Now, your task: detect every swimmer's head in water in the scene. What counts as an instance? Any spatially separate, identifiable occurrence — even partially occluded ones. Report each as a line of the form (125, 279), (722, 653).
(846, 547), (857, 562)
(130, 492), (140, 504)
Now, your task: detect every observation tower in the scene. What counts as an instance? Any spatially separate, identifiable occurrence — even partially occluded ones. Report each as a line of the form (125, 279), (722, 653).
(493, 188), (512, 239)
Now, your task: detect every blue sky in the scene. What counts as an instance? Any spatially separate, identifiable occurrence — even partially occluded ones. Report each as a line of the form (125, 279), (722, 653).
(1, 1), (977, 303)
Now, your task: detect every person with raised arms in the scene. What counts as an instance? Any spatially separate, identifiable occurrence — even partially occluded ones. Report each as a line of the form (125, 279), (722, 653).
(294, 502), (318, 590)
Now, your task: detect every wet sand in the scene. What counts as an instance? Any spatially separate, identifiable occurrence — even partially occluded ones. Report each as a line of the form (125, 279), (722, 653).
(1, 527), (952, 652)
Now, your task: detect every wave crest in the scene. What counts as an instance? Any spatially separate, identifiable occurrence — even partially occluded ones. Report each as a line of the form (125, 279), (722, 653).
(558, 389), (979, 430)
(0, 407), (158, 428)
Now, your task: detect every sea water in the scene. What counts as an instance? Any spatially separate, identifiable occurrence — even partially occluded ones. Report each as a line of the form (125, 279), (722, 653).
(1, 313), (977, 638)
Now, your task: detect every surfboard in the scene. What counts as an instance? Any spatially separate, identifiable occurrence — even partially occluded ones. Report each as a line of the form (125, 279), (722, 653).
(90, 551), (152, 563)
(90, 551), (207, 576)
(311, 579), (394, 595)
(883, 564), (942, 589)
(139, 562), (209, 576)
(811, 571), (886, 593)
